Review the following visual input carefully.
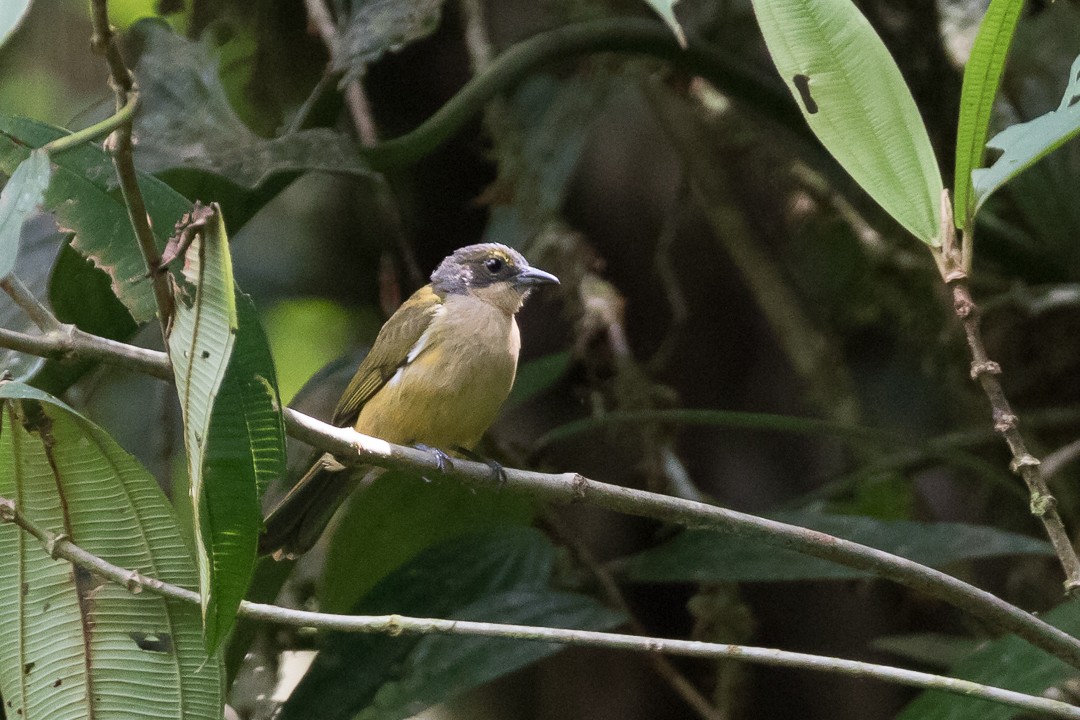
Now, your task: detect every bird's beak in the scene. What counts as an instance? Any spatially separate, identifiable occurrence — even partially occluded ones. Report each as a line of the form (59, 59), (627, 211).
(515, 267), (560, 287)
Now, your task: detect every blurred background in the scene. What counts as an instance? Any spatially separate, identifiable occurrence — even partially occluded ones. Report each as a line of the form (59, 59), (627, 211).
(3, 0), (1080, 718)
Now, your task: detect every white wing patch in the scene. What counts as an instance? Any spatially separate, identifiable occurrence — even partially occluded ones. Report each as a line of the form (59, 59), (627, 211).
(405, 305), (444, 364)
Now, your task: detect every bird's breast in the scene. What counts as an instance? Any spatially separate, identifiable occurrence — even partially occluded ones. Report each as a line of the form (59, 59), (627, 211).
(354, 295), (521, 449)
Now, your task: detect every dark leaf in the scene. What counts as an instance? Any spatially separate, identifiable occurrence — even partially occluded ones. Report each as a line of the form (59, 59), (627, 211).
(130, 19), (373, 189)
(621, 511), (1053, 583)
(333, 0), (447, 81)
(283, 528), (623, 720)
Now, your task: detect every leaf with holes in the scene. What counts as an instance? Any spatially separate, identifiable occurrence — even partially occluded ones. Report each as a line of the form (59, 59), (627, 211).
(0, 380), (223, 720)
(0, 114), (191, 324)
(750, 0), (943, 244)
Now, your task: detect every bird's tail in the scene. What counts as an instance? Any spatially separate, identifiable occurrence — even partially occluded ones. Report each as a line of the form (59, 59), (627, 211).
(258, 453), (365, 559)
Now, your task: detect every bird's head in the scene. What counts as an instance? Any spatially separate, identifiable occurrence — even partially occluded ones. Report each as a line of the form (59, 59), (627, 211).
(430, 243), (559, 314)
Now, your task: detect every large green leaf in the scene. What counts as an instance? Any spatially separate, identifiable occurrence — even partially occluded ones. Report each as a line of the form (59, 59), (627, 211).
(0, 115), (190, 324)
(899, 599), (1080, 720)
(333, 0), (447, 81)
(620, 511), (1053, 583)
(952, 0), (1024, 232)
(971, 54), (1080, 216)
(750, 0), (944, 244)
(167, 205), (277, 649)
(0, 148), (50, 279)
(0, 381), (222, 720)
(283, 528), (623, 720)
(318, 473), (534, 614)
(130, 19), (372, 189)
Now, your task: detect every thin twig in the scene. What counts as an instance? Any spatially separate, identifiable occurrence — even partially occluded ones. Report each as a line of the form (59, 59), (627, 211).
(4, 325), (1080, 668)
(542, 512), (727, 720)
(301, 0), (424, 289)
(88, 0), (174, 335)
(935, 192), (1080, 595)
(1, 276), (61, 332)
(41, 90), (139, 155)
(1, 500), (1077, 720)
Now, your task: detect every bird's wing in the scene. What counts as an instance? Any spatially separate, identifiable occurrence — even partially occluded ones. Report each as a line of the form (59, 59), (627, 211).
(331, 284), (443, 427)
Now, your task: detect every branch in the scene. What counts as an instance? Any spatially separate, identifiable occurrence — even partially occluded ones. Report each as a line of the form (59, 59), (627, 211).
(4, 325), (1080, 669)
(1, 276), (61, 332)
(935, 198), (1080, 595)
(40, 90), (139, 155)
(2, 499), (1078, 720)
(88, 0), (174, 335)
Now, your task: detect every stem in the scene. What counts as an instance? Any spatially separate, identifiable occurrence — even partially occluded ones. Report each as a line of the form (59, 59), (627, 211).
(360, 18), (802, 170)
(935, 197), (1080, 595)
(2, 499), (1078, 720)
(951, 276), (1080, 593)
(88, 0), (174, 336)
(1, 276), (61, 332)
(4, 325), (1080, 668)
(40, 91), (139, 155)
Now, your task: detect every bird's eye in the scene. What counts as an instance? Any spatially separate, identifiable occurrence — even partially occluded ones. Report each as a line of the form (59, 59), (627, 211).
(484, 257), (504, 274)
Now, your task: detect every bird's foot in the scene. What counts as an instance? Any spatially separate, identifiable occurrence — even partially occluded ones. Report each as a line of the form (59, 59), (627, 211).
(454, 447), (508, 489)
(413, 443), (453, 475)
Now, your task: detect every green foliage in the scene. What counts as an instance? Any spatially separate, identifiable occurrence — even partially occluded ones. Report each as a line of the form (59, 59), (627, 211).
(621, 512), (1053, 583)
(129, 19), (373, 189)
(972, 54), (1080, 216)
(900, 600), (1080, 719)
(749, 0), (943, 244)
(0, 148), (49, 279)
(283, 529), (623, 720)
(952, 0), (1024, 232)
(0, 115), (188, 324)
(167, 206), (284, 649)
(0, 381), (223, 720)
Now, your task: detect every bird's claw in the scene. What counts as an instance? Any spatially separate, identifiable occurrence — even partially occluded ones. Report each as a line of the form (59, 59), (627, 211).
(413, 443), (453, 474)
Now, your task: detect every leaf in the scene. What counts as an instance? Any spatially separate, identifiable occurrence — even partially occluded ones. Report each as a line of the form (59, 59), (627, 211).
(355, 590), (621, 720)
(167, 204), (273, 649)
(971, 54), (1080, 216)
(333, 0), (447, 81)
(0, 380), (223, 720)
(0, 215), (60, 382)
(899, 599), (1080, 720)
(750, 0), (944, 244)
(952, 0), (1024, 231)
(0, 114), (191, 324)
(0, 148), (51, 279)
(130, 19), (373, 189)
(620, 511), (1053, 583)
(506, 351), (570, 407)
(640, 0), (687, 48)
(0, 0), (32, 49)
(318, 473), (534, 614)
(283, 528), (624, 720)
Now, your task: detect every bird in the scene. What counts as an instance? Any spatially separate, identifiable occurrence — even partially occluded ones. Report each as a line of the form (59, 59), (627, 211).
(259, 243), (559, 558)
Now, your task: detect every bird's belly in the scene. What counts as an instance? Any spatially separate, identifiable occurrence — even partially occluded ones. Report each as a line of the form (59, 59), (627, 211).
(354, 335), (518, 450)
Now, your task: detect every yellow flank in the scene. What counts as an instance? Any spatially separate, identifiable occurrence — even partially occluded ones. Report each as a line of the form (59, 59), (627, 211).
(353, 292), (521, 449)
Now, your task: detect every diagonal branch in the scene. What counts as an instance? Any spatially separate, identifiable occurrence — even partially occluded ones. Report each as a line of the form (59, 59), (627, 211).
(4, 325), (1080, 669)
(2, 497), (1079, 720)
(935, 193), (1080, 595)
(88, 0), (174, 335)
